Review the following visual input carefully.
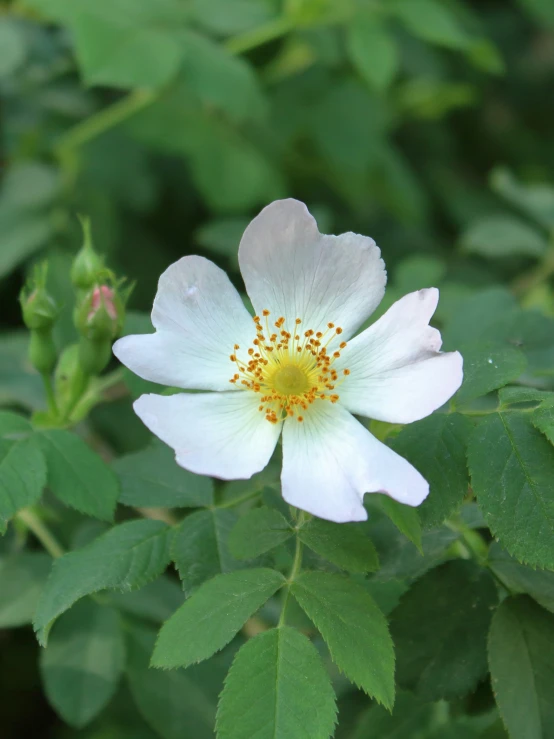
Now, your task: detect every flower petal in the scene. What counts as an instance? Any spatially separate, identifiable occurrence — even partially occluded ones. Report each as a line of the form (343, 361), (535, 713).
(281, 402), (428, 523)
(113, 256), (255, 391)
(133, 391), (282, 480)
(239, 199), (386, 340)
(337, 289), (463, 424)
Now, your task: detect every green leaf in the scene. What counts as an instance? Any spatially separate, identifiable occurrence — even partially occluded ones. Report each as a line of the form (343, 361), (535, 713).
(390, 561), (497, 700)
(34, 519), (171, 645)
(190, 0), (274, 36)
(0, 412), (46, 528)
(172, 508), (245, 595)
(370, 495), (423, 551)
(69, 0), (188, 89)
(0, 332), (44, 409)
(489, 596), (554, 739)
(499, 387), (553, 407)
(216, 627), (337, 739)
(127, 623), (223, 739)
(182, 30), (266, 123)
(40, 599), (125, 728)
(491, 167), (554, 231)
(291, 571), (395, 708)
(442, 288), (517, 351)
(0, 163), (59, 278)
(460, 215), (547, 259)
(468, 412), (554, 568)
(0, 18), (27, 78)
(228, 507), (292, 560)
(0, 552), (51, 628)
(298, 518), (379, 573)
(36, 429), (119, 522)
(109, 575), (184, 624)
(347, 17), (399, 91)
(152, 569), (285, 669)
(532, 400), (554, 446)
(391, 0), (471, 49)
(488, 543), (554, 614)
(114, 440), (214, 508)
(389, 413), (472, 528)
(366, 511), (457, 582)
(455, 343), (527, 404)
(350, 690), (434, 739)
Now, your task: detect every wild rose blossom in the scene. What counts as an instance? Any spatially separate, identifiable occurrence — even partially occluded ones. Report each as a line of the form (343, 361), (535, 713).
(113, 200), (463, 522)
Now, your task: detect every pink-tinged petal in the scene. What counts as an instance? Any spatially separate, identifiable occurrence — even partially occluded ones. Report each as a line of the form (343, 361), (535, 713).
(113, 256), (255, 392)
(134, 391), (282, 480)
(337, 289), (463, 424)
(238, 199), (386, 341)
(281, 402), (429, 523)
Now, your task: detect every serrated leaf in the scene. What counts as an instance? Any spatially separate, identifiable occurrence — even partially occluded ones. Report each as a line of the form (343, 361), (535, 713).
(298, 518), (379, 573)
(114, 440), (214, 508)
(347, 17), (399, 91)
(489, 596), (554, 739)
(389, 413), (472, 528)
(36, 429), (119, 522)
(291, 571), (395, 708)
(367, 511), (457, 582)
(455, 343), (527, 404)
(532, 400), (554, 446)
(0, 551), (51, 627)
(171, 508), (245, 595)
(498, 387), (553, 407)
(127, 623), (224, 739)
(34, 519), (170, 645)
(390, 561), (497, 700)
(228, 507), (292, 560)
(370, 495), (422, 551)
(468, 412), (554, 568)
(0, 432), (46, 528)
(40, 599), (125, 728)
(488, 543), (554, 614)
(152, 569), (285, 669)
(216, 626), (337, 739)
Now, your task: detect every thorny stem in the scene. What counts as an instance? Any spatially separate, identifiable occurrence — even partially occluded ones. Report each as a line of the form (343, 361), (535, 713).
(17, 509), (65, 559)
(278, 509), (306, 627)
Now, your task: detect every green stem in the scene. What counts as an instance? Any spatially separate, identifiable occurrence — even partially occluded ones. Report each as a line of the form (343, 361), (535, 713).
(278, 510), (305, 627)
(41, 373), (59, 417)
(224, 16), (294, 55)
(54, 89), (158, 156)
(17, 509), (65, 559)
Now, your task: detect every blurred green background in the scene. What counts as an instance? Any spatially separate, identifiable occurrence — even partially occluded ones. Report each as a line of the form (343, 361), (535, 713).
(1, 0), (554, 736)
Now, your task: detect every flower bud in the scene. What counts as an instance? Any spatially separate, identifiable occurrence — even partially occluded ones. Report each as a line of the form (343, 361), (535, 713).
(75, 282), (131, 376)
(76, 285), (124, 342)
(70, 217), (105, 290)
(19, 263), (59, 331)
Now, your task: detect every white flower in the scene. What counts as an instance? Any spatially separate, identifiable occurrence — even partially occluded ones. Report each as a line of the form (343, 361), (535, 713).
(113, 200), (463, 523)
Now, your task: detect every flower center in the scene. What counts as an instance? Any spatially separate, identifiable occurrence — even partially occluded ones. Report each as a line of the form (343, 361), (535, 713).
(271, 365), (310, 396)
(229, 310), (350, 424)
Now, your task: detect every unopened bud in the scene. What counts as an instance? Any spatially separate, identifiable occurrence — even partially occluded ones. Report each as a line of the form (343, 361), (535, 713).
(76, 285), (124, 342)
(19, 263), (59, 331)
(70, 217), (105, 290)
